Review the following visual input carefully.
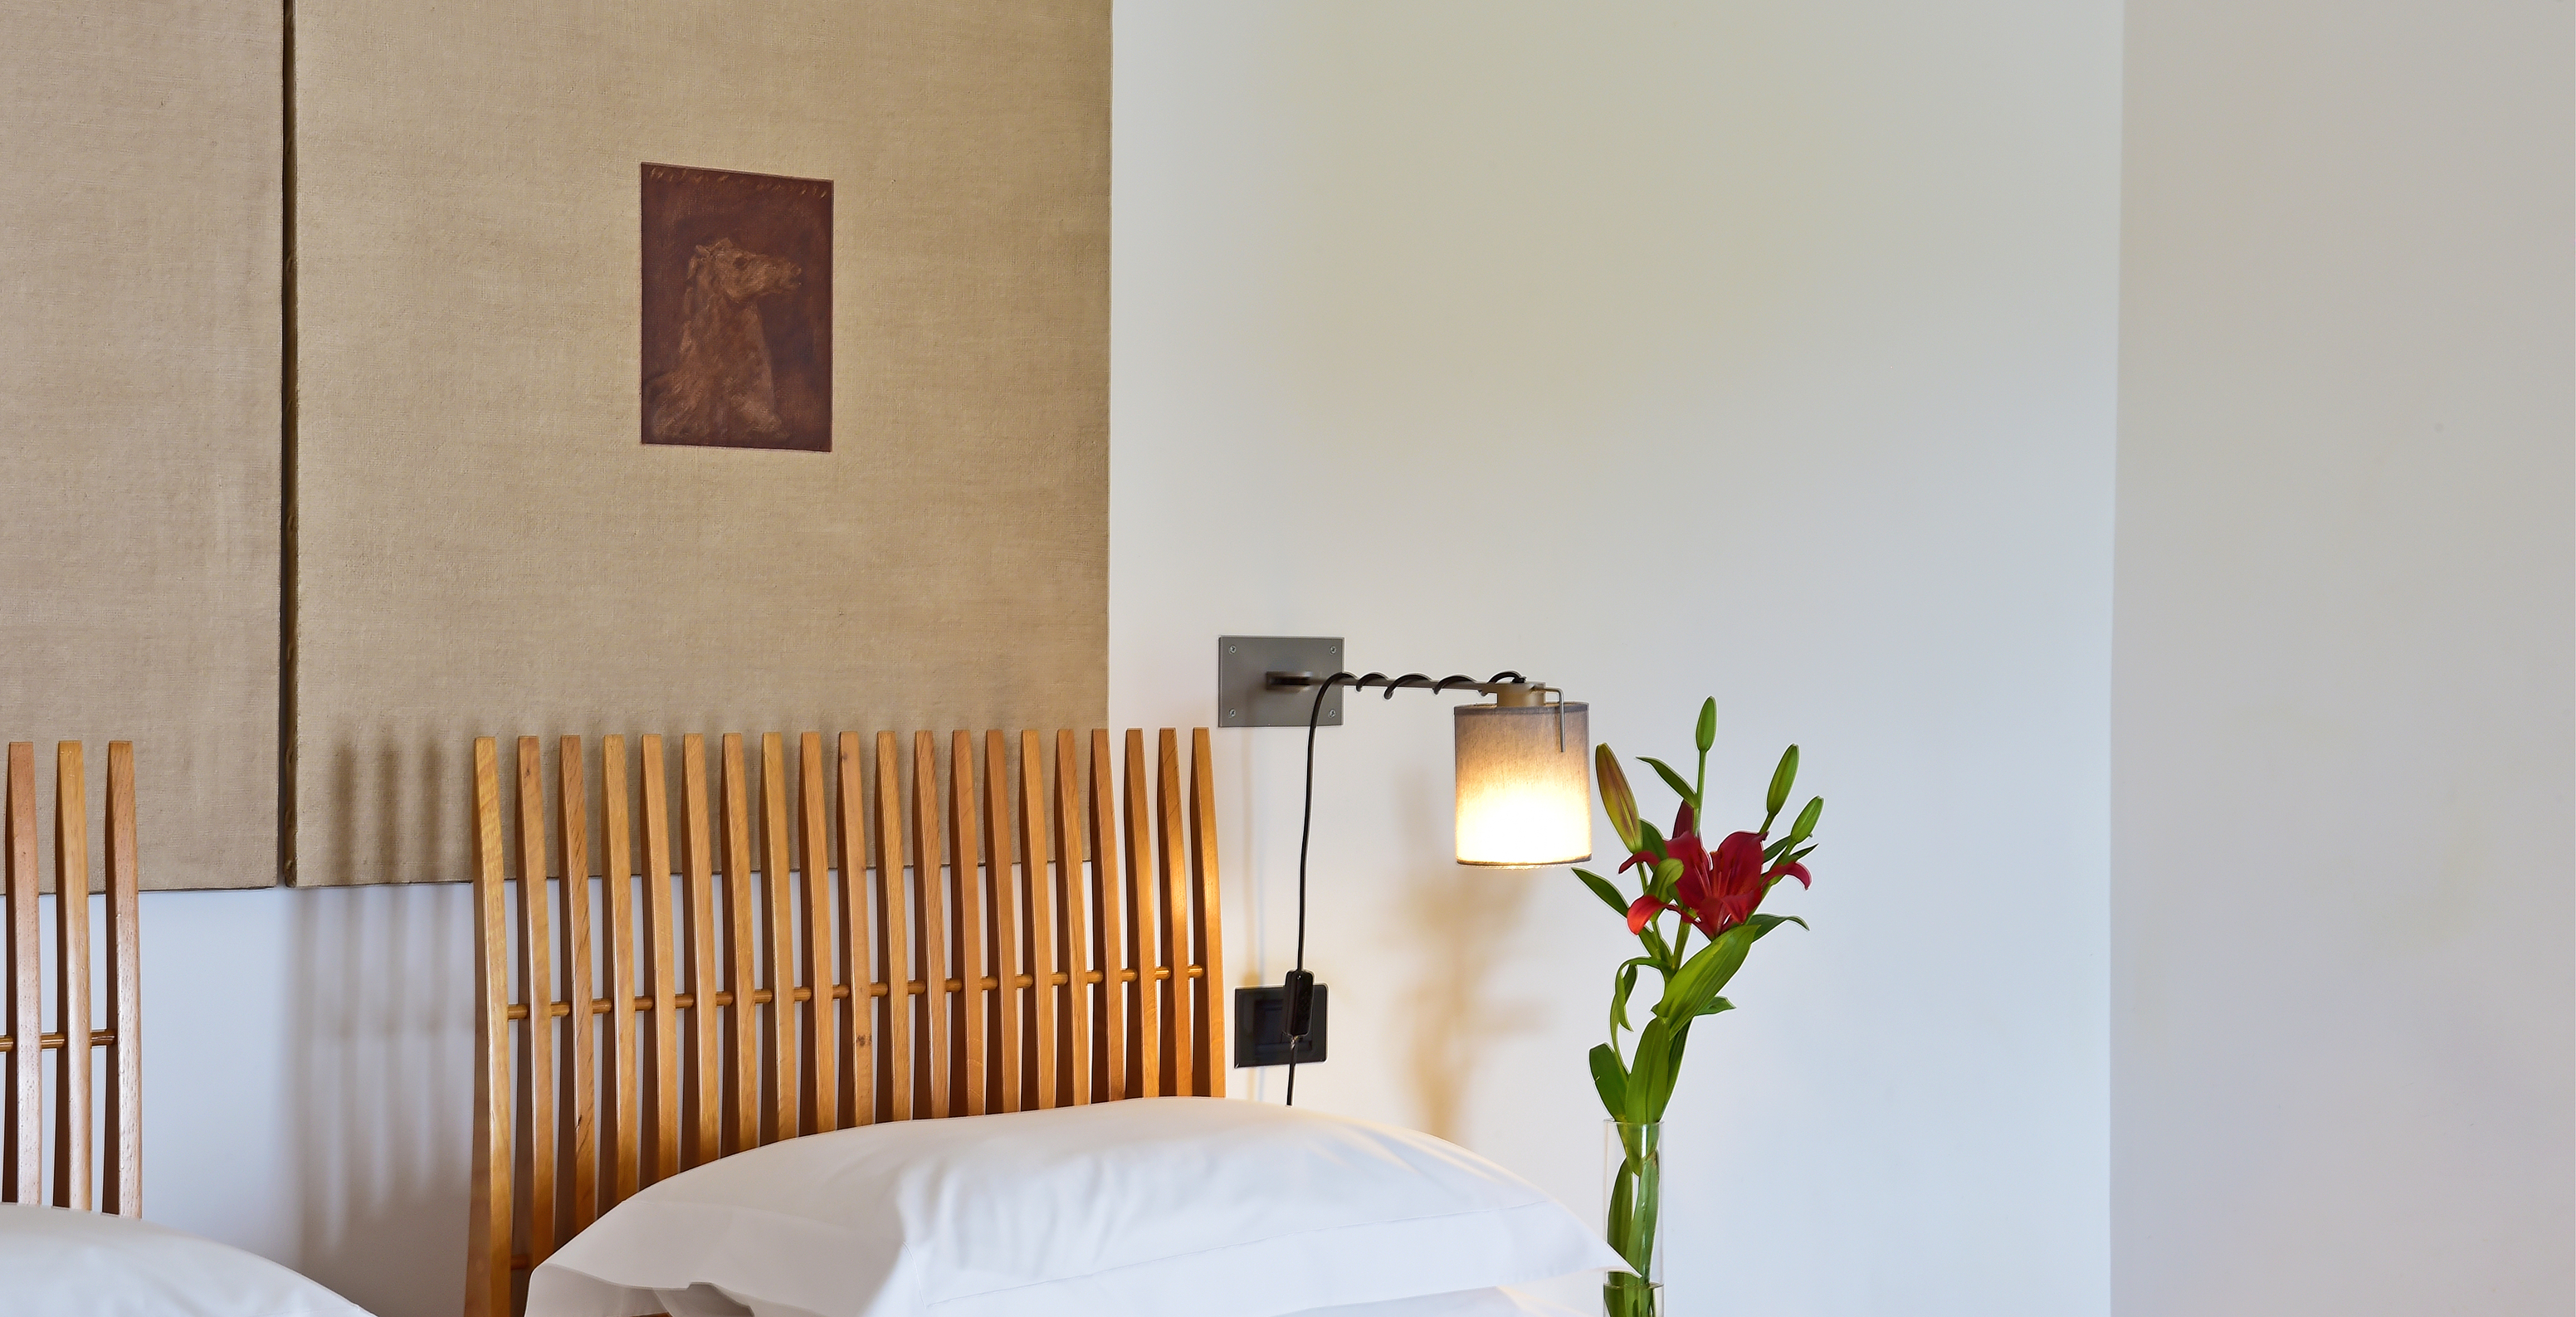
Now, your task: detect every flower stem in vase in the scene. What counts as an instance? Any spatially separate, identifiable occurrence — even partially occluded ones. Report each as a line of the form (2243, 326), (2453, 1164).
(1603, 1120), (1662, 1317)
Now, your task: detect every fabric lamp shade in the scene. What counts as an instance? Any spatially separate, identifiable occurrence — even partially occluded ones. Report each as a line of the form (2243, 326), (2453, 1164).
(1454, 701), (1592, 866)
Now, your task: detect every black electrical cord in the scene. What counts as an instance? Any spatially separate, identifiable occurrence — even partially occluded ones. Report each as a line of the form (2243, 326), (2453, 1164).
(1283, 671), (1351, 1106)
(1278, 669), (1528, 1106)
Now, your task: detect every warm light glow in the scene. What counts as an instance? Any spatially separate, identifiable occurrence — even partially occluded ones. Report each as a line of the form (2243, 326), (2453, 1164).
(1454, 701), (1592, 866)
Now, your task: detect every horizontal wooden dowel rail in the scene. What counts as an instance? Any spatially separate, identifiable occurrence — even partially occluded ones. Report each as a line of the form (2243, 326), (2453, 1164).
(495, 962), (1210, 1023)
(0, 1030), (119, 1053)
(469, 728), (1226, 1317)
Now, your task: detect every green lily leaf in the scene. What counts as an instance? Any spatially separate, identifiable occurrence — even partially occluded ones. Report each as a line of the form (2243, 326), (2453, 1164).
(1788, 843), (1816, 863)
(1658, 918), (1771, 1019)
(1627, 1019), (1671, 1124)
(1697, 994), (1734, 1017)
(1638, 757), (1697, 809)
(1658, 1024), (1691, 1118)
(1695, 699), (1717, 754)
(1574, 868), (1631, 919)
(1765, 744), (1799, 818)
(1588, 1043), (1627, 1119)
(1744, 913), (1807, 934)
(1611, 958), (1654, 1033)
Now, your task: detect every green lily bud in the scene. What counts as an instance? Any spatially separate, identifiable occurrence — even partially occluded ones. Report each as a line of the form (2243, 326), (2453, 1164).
(1597, 744), (1642, 851)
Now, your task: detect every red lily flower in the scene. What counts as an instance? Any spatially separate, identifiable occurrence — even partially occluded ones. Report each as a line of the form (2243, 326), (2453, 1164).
(1622, 802), (1812, 938)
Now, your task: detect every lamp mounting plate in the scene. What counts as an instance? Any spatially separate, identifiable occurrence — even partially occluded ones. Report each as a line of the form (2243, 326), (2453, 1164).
(1217, 636), (1345, 729)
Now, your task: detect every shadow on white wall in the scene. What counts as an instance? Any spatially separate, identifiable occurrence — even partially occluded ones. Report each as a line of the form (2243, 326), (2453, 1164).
(288, 874), (476, 1317)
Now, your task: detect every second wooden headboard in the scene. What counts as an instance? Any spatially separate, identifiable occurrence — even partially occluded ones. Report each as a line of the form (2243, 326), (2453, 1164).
(466, 728), (1226, 1317)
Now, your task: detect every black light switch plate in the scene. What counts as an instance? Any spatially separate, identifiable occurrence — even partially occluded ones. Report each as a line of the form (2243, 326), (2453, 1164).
(1233, 983), (1328, 1068)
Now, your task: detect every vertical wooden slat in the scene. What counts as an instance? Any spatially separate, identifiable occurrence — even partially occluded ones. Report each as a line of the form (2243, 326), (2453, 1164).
(871, 733), (913, 1121)
(798, 734), (837, 1134)
(720, 735), (757, 1155)
(514, 738), (559, 1259)
(2, 744), (37, 1205)
(1087, 730), (1126, 1101)
(101, 742), (139, 1217)
(1190, 728), (1227, 1099)
(759, 734), (797, 1145)
(465, 739), (514, 1317)
(1156, 729), (1194, 1097)
(557, 739), (598, 1232)
(948, 732), (986, 1116)
(835, 734), (875, 1127)
(600, 736), (640, 1207)
(679, 736), (720, 1168)
(1052, 730), (1092, 1106)
(1121, 730), (1159, 1101)
(983, 732), (1020, 1114)
(1017, 731), (1056, 1110)
(911, 733), (950, 1119)
(639, 736), (681, 1182)
(51, 743), (90, 1209)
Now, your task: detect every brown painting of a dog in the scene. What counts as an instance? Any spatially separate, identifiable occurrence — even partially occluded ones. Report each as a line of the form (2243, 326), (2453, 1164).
(642, 163), (831, 451)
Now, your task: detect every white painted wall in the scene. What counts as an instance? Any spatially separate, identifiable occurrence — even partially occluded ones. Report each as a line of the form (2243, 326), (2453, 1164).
(139, 885), (476, 1317)
(1112, 4), (2119, 1315)
(2111, 2), (2574, 1314)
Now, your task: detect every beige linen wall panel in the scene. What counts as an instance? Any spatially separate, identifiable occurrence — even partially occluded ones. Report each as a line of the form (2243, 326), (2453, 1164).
(0, 2), (283, 890)
(291, 1), (1108, 885)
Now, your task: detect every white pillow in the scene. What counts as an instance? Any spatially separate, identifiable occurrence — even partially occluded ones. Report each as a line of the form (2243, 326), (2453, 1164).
(0, 1203), (370, 1317)
(1289, 1288), (1588, 1317)
(645, 1284), (1585, 1317)
(529, 1097), (1622, 1317)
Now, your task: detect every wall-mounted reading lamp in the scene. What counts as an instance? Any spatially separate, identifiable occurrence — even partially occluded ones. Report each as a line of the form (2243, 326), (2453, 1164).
(1218, 637), (1591, 1103)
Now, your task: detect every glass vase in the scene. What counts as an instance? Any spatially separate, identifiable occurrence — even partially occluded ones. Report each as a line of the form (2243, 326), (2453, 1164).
(1603, 1119), (1662, 1317)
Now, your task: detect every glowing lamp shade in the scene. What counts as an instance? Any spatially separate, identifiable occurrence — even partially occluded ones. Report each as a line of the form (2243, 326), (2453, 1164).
(1454, 701), (1592, 866)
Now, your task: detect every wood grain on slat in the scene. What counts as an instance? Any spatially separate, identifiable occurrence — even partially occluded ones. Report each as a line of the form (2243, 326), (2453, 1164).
(1190, 728), (1227, 1099)
(557, 739), (598, 1230)
(797, 734), (837, 1134)
(679, 737), (720, 1168)
(1121, 729), (1159, 1101)
(51, 743), (90, 1209)
(1156, 729), (1194, 1096)
(759, 734), (797, 1144)
(834, 734), (872, 1128)
(101, 742), (139, 1216)
(871, 733), (913, 1120)
(465, 739), (515, 1317)
(514, 739), (559, 1258)
(1017, 731), (1055, 1110)
(910, 733), (949, 1118)
(1052, 730), (1091, 1106)
(983, 731), (1020, 1114)
(948, 732), (986, 1117)
(3, 745), (37, 1204)
(512, 739), (560, 1254)
(638, 736), (681, 1183)
(599, 737), (639, 1206)
(720, 735), (757, 1156)
(1087, 730), (1126, 1101)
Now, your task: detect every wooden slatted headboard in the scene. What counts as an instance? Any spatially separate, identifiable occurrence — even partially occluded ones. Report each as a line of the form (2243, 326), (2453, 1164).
(0, 741), (142, 1215)
(466, 729), (1227, 1317)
